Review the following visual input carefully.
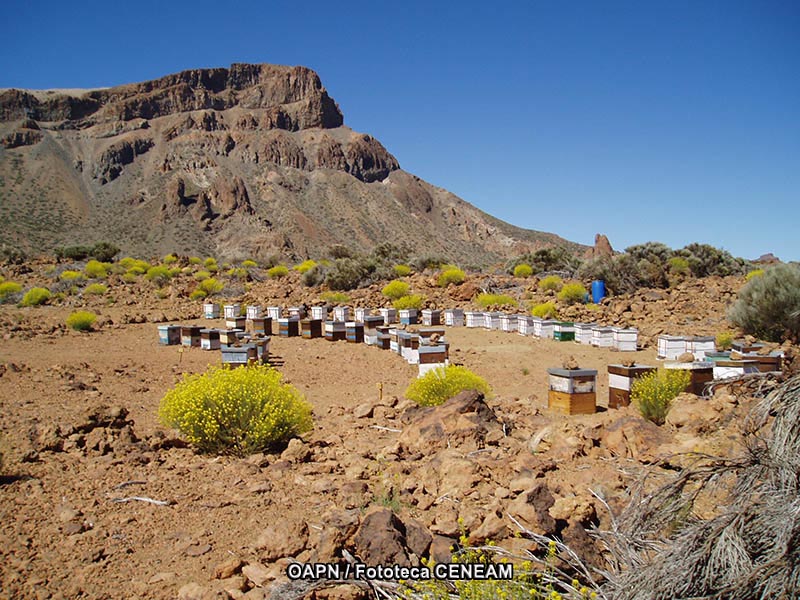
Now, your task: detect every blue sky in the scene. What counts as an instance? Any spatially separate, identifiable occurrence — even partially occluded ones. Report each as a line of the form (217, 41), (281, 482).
(2, 0), (798, 260)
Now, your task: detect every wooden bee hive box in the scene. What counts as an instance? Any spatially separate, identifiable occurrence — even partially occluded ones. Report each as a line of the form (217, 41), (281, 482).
(608, 364), (656, 408)
(200, 328), (221, 351)
(158, 325), (182, 346)
(203, 303), (220, 319)
(547, 368), (597, 415)
(444, 309), (464, 327)
(223, 304), (241, 320)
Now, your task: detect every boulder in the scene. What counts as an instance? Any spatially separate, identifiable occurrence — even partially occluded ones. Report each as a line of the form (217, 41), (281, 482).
(399, 390), (501, 454)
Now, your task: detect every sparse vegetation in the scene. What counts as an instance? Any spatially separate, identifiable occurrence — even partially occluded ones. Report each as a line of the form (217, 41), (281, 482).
(159, 364), (313, 456)
(557, 282), (587, 305)
(198, 278), (224, 296)
(241, 259), (258, 269)
(475, 293), (517, 309)
(667, 256), (690, 276)
(437, 268), (466, 287)
(382, 280), (410, 300)
(393, 264), (412, 277)
(320, 291), (350, 304)
(513, 263), (533, 278)
(539, 275), (563, 292)
(188, 256), (202, 265)
(193, 270), (211, 281)
(729, 263), (800, 342)
(0, 281), (23, 299)
(84, 283), (107, 295)
(66, 310), (97, 331)
(145, 265), (172, 286)
(294, 259), (317, 274)
(55, 241), (119, 262)
(392, 294), (425, 310)
(267, 265), (289, 279)
(715, 331), (734, 350)
(745, 268), (764, 281)
(162, 254), (178, 265)
(531, 301), (558, 318)
(631, 369), (691, 425)
(20, 287), (51, 307)
(85, 260), (109, 279)
(59, 270), (83, 282)
(405, 365), (491, 407)
(189, 289), (207, 300)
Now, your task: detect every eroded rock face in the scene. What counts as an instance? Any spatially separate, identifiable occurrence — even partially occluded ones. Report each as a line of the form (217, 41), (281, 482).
(345, 134), (399, 183)
(93, 137), (154, 183)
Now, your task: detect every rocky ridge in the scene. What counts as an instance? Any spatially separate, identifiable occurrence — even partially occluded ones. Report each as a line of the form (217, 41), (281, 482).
(0, 64), (580, 263)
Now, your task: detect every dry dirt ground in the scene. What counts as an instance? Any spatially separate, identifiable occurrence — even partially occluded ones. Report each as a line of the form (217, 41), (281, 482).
(0, 283), (782, 600)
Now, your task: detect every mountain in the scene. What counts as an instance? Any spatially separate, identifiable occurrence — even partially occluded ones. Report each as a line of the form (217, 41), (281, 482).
(0, 63), (583, 264)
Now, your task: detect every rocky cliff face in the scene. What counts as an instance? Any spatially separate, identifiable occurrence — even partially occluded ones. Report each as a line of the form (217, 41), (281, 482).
(0, 63), (581, 262)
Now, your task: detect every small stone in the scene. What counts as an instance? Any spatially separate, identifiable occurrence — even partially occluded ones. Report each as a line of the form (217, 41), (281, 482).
(148, 572), (176, 584)
(353, 403), (374, 418)
(678, 352), (696, 363)
(185, 543), (212, 557)
(213, 556), (244, 579)
(242, 562), (271, 587)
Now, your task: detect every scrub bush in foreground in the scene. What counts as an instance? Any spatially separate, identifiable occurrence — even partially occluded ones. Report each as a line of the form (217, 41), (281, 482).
(159, 364), (313, 456)
(405, 365), (491, 407)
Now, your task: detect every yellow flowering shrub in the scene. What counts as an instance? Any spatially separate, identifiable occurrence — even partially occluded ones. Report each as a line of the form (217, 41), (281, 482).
(405, 365), (491, 407)
(438, 267), (466, 287)
(393, 264), (412, 277)
(531, 301), (558, 318)
(392, 294), (425, 310)
(557, 283), (587, 305)
(539, 275), (563, 292)
(382, 279), (410, 300)
(84, 283), (108, 295)
(267, 265), (289, 279)
(631, 369), (690, 425)
(476, 293), (517, 309)
(159, 364), (313, 455)
(294, 259), (317, 274)
(66, 310), (97, 331)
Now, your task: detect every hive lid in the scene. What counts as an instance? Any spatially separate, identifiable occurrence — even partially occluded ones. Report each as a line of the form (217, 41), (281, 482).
(547, 368), (598, 377)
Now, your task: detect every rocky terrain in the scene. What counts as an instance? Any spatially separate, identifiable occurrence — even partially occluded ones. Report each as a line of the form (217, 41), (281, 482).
(0, 64), (581, 263)
(1, 260), (796, 599)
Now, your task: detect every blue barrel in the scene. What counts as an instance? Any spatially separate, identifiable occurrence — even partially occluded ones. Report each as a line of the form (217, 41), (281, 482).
(591, 280), (606, 303)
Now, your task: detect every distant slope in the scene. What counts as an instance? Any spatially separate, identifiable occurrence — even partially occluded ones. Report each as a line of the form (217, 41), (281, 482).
(0, 63), (584, 264)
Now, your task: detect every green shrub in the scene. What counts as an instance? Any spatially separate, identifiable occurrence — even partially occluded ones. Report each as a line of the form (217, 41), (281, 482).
(84, 283), (107, 295)
(59, 270), (83, 282)
(199, 278), (224, 296)
(189, 289), (207, 300)
(393, 264), (412, 277)
(667, 256), (690, 276)
(294, 259), (317, 274)
(405, 365), (491, 407)
(327, 245), (352, 259)
(159, 364), (313, 455)
(168, 267), (182, 277)
(227, 267), (249, 280)
(21, 287), (51, 306)
(382, 280), (410, 300)
(513, 263), (533, 278)
(55, 245), (91, 261)
(85, 260), (108, 279)
(392, 294), (425, 310)
(241, 259), (258, 269)
(121, 272), (137, 284)
(0, 281), (23, 298)
(538, 275), (563, 292)
(203, 257), (217, 268)
(745, 268), (764, 282)
(557, 282), (587, 304)
(302, 265), (327, 287)
(162, 254), (178, 265)
(87, 242), (119, 262)
(438, 268), (466, 287)
(206, 263), (218, 273)
(716, 331), (735, 350)
(66, 310), (97, 331)
(267, 265), (289, 279)
(145, 265), (172, 286)
(475, 293), (517, 309)
(409, 255), (451, 272)
(673, 243), (750, 278)
(728, 264), (800, 342)
(631, 369), (691, 425)
(320, 291), (350, 304)
(531, 301), (558, 318)
(193, 270), (211, 281)
(188, 256), (202, 265)
(324, 258), (371, 291)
